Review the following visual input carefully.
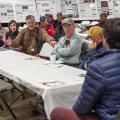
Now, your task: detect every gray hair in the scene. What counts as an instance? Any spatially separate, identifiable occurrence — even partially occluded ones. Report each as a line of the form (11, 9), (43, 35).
(25, 15), (35, 21)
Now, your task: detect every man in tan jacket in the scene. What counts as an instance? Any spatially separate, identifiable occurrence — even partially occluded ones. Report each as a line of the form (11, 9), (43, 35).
(6, 15), (57, 55)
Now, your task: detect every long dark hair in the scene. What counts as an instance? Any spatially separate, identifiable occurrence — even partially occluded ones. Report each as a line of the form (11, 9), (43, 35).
(8, 20), (19, 32)
(6, 20), (19, 40)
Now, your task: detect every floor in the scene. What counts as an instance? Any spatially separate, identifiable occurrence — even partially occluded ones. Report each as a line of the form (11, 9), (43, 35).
(0, 88), (48, 120)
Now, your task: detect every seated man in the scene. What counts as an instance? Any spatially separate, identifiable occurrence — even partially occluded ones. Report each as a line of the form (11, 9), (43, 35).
(5, 15), (56, 55)
(50, 18), (120, 120)
(52, 18), (82, 65)
(79, 26), (105, 70)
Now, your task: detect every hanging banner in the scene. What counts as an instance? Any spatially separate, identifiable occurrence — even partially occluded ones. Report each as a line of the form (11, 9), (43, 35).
(36, 0), (56, 18)
(113, 0), (120, 17)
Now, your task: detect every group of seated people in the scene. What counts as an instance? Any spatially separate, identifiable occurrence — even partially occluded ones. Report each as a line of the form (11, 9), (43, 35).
(0, 13), (120, 120)
(50, 18), (120, 120)
(0, 13), (107, 68)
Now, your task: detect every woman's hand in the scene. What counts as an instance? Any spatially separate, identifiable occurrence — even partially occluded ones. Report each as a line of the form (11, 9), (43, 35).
(4, 37), (12, 46)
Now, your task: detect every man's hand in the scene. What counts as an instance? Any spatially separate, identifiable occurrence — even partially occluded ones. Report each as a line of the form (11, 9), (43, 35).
(49, 40), (57, 47)
(67, 45), (71, 48)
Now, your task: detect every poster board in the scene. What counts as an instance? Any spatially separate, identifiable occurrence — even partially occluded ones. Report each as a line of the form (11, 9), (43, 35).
(0, 0), (118, 23)
(113, 0), (120, 17)
(61, 0), (79, 18)
(0, 3), (14, 23)
(14, 4), (37, 22)
(78, 0), (98, 20)
(36, 0), (56, 18)
(97, 0), (114, 18)
(0, 0), (37, 23)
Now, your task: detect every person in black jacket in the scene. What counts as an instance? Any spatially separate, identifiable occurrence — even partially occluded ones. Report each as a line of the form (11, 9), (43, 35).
(53, 12), (65, 42)
(53, 12), (62, 29)
(3, 20), (19, 50)
(97, 13), (108, 28)
(50, 18), (120, 120)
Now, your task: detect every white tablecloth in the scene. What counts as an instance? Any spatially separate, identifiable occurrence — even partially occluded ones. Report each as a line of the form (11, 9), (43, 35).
(0, 50), (86, 119)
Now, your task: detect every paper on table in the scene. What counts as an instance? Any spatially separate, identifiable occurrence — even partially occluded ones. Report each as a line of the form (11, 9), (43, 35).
(41, 81), (65, 87)
(40, 43), (54, 57)
(78, 73), (86, 77)
(41, 60), (63, 65)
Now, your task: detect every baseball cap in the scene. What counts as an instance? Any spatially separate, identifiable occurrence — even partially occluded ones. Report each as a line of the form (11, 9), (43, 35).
(62, 18), (75, 26)
(40, 16), (46, 22)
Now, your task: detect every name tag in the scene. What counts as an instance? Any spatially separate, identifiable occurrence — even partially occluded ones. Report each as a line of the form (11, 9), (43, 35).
(31, 48), (35, 52)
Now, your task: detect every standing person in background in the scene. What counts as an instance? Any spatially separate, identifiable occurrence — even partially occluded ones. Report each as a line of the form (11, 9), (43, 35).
(39, 16), (55, 37)
(53, 12), (62, 29)
(5, 15), (57, 55)
(3, 20), (20, 50)
(54, 15), (65, 42)
(97, 13), (107, 28)
(45, 14), (54, 25)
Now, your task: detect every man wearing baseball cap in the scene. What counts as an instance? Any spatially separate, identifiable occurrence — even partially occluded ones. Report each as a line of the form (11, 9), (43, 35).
(52, 18), (82, 65)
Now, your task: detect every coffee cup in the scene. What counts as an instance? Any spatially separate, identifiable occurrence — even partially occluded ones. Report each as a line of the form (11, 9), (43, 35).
(50, 54), (56, 64)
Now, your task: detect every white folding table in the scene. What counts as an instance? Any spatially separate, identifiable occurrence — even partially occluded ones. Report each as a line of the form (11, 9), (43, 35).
(0, 50), (86, 119)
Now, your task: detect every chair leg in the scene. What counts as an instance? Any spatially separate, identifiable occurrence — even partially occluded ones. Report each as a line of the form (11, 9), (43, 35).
(1, 96), (17, 119)
(10, 87), (26, 106)
(39, 96), (47, 118)
(5, 78), (26, 102)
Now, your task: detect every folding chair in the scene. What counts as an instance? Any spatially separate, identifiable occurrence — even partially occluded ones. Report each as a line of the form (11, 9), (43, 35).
(0, 79), (17, 119)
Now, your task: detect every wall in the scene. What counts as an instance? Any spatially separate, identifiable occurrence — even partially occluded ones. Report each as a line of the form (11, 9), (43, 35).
(0, 0), (119, 23)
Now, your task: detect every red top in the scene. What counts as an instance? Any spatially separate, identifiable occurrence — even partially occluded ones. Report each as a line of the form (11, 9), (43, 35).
(39, 23), (55, 37)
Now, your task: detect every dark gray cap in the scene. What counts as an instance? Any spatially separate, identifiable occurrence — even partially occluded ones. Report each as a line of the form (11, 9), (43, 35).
(62, 18), (75, 25)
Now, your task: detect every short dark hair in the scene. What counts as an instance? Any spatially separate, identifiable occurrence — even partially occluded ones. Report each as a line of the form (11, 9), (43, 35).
(103, 18), (120, 49)
(8, 20), (19, 31)
(57, 12), (62, 16)
(100, 13), (107, 18)
(25, 15), (35, 21)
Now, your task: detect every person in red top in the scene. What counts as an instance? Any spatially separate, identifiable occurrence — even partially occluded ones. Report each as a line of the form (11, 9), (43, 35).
(39, 16), (55, 37)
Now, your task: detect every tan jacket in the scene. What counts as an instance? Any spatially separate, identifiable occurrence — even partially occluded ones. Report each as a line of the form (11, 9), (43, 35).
(11, 26), (53, 55)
